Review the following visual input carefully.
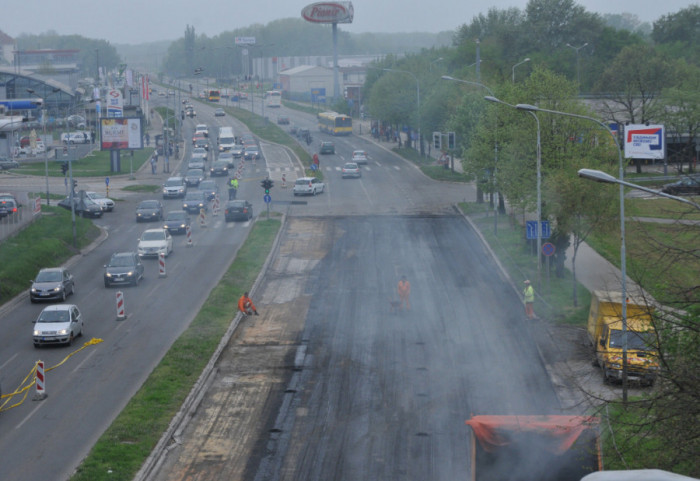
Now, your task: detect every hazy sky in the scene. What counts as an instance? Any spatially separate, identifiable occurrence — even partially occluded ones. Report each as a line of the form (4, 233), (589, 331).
(3, 0), (696, 45)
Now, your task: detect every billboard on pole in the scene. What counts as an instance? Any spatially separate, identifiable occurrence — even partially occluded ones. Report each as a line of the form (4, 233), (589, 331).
(301, 2), (354, 23)
(624, 124), (665, 160)
(100, 117), (143, 150)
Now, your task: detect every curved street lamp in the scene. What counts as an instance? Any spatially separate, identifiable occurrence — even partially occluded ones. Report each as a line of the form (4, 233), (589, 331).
(384, 68), (421, 155)
(512, 58), (531, 83)
(566, 43), (588, 87)
(442, 76), (500, 234)
(517, 103), (631, 404)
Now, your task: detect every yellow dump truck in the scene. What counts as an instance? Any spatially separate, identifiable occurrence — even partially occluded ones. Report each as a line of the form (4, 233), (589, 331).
(587, 291), (658, 385)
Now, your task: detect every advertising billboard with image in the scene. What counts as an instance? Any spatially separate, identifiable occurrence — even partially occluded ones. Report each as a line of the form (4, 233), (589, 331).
(624, 124), (665, 160)
(100, 117), (143, 150)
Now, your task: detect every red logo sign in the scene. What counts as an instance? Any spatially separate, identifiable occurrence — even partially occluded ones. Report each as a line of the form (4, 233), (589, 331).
(301, 1), (354, 24)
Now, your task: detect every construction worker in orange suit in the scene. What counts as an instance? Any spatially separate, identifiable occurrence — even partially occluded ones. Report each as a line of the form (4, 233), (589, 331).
(397, 275), (411, 311)
(238, 292), (259, 316)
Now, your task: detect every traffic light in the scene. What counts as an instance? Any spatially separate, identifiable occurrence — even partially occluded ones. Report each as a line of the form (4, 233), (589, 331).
(433, 132), (441, 150)
(61, 162), (68, 175)
(261, 178), (274, 194)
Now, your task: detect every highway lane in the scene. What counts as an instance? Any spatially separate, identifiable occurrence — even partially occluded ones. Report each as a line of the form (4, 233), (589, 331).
(152, 215), (563, 481)
(0, 102), (262, 480)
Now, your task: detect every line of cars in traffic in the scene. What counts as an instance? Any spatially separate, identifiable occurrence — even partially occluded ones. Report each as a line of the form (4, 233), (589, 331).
(28, 122), (263, 347)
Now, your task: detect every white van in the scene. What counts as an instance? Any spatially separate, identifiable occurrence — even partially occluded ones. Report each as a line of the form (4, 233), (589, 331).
(218, 126), (236, 152)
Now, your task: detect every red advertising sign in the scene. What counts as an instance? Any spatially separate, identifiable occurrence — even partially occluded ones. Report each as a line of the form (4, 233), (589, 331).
(301, 2), (354, 23)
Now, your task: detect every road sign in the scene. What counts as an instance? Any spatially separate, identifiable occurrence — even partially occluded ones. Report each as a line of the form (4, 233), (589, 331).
(542, 242), (555, 257)
(105, 176), (110, 186)
(264, 194), (271, 203)
(310, 163), (318, 171)
(526, 220), (551, 240)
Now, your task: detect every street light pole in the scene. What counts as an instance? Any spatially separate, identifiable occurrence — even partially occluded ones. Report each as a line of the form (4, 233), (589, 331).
(517, 103), (629, 404)
(443, 77), (499, 234)
(566, 43), (588, 87)
(384, 68), (421, 155)
(511, 58), (531, 83)
(578, 168), (700, 210)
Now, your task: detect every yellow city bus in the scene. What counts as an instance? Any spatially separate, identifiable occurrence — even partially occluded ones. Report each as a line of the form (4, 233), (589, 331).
(317, 111), (352, 136)
(208, 90), (221, 102)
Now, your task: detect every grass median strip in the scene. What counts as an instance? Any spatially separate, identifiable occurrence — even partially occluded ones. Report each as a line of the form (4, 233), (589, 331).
(72, 218), (281, 481)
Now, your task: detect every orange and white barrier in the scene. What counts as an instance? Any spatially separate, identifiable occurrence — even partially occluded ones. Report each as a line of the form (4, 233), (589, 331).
(282, 173), (286, 188)
(199, 208), (207, 227)
(213, 195), (220, 216)
(159, 252), (166, 277)
(186, 225), (193, 247)
(116, 291), (126, 320)
(34, 360), (47, 400)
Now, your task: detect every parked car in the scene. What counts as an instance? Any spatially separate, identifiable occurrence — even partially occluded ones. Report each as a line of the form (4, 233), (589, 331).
(243, 145), (260, 160)
(162, 210), (190, 235)
(351, 150), (369, 165)
(33, 304), (83, 347)
(661, 176), (700, 196)
(214, 108), (226, 117)
(0, 157), (20, 170)
(225, 200), (254, 222)
(182, 191), (208, 214)
(293, 177), (325, 196)
(162, 176), (187, 198)
(85, 191), (115, 212)
(58, 194), (103, 218)
(198, 180), (219, 201)
(319, 141), (335, 154)
(185, 168), (205, 187)
(135, 200), (164, 222)
(341, 162), (362, 178)
(104, 252), (144, 287)
(29, 267), (75, 303)
(137, 228), (173, 258)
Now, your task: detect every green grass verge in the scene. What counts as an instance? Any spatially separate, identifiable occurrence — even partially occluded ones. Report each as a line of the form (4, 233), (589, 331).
(71, 219), (281, 481)
(467, 207), (592, 325)
(0, 207), (100, 301)
(14, 149), (153, 179)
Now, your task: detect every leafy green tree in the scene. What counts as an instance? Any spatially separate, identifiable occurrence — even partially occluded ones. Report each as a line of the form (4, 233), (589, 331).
(523, 0), (603, 50)
(652, 5), (700, 63)
(654, 62), (700, 173)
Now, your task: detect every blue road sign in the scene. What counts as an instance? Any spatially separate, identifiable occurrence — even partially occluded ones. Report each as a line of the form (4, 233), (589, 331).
(310, 163), (318, 171)
(264, 194), (271, 204)
(542, 242), (555, 257)
(105, 176), (110, 186)
(526, 220), (551, 239)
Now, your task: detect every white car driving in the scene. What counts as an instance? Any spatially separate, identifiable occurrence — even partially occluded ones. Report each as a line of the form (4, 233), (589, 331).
(293, 177), (325, 196)
(137, 228), (173, 258)
(85, 191), (115, 212)
(33, 304), (84, 347)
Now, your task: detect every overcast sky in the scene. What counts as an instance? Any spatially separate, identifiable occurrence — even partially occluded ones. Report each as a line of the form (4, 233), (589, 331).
(3, 0), (696, 45)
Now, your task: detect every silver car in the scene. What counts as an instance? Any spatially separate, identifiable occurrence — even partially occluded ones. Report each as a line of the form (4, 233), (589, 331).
(30, 267), (75, 303)
(293, 177), (325, 196)
(33, 304), (84, 347)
